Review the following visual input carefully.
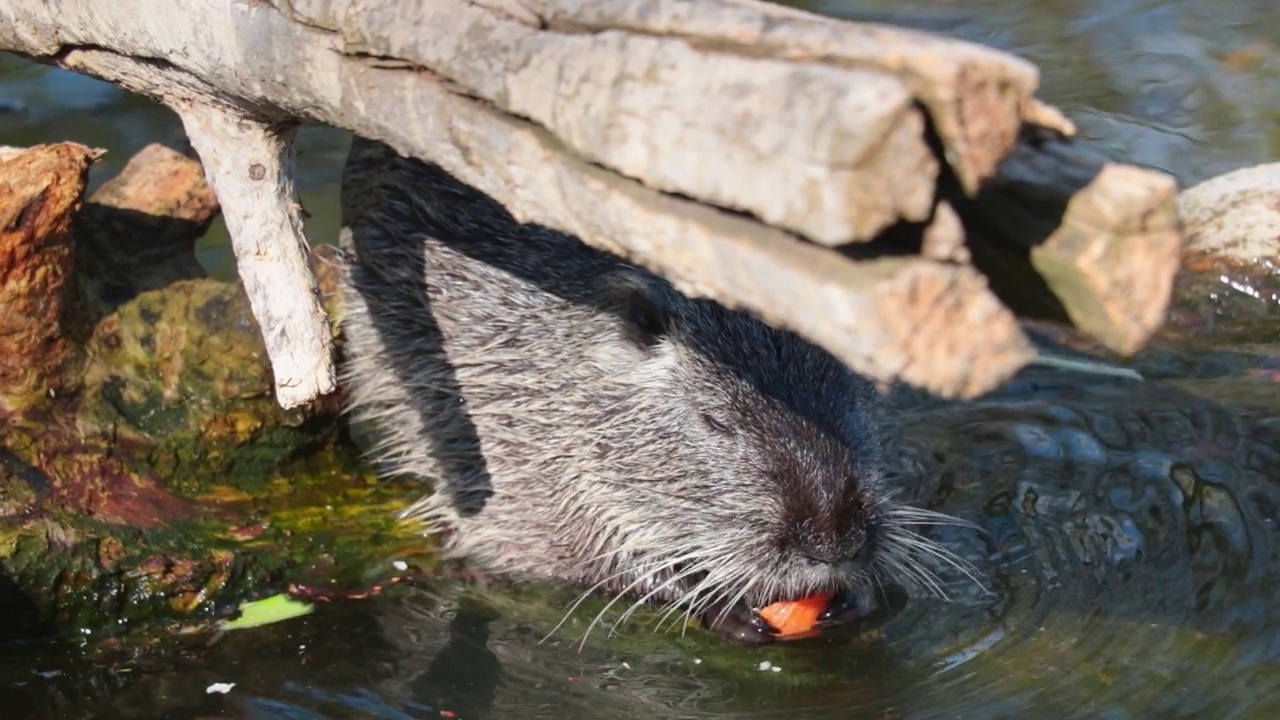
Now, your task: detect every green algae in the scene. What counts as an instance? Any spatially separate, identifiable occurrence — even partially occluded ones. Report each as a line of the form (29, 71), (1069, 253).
(0, 239), (440, 642)
(0, 419), (434, 639)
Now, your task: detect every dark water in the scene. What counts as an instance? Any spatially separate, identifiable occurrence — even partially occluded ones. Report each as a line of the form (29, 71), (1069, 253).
(3, 1), (1280, 718)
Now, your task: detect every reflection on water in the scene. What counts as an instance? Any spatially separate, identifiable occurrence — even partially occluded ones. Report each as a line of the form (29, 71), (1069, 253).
(3, 0), (1280, 718)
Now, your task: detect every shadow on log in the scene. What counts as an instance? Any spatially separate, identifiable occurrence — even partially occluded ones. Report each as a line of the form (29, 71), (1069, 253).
(953, 127), (1180, 355)
(991, 156), (1280, 388)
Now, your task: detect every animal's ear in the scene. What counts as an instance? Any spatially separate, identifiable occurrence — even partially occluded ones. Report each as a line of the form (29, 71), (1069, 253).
(602, 269), (670, 350)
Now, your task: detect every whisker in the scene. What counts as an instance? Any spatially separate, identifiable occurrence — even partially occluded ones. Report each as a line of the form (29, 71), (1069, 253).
(612, 557), (729, 637)
(879, 528), (988, 599)
(896, 530), (983, 591)
(657, 563), (751, 636)
(541, 546), (699, 645)
(574, 545), (735, 649)
(651, 578), (714, 634)
(574, 563), (680, 650)
(887, 505), (983, 532)
(893, 531), (985, 584)
(702, 573), (761, 637)
(877, 548), (949, 600)
(540, 566), (637, 645)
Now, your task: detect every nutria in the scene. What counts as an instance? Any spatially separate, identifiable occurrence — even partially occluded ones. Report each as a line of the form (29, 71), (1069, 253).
(336, 137), (973, 646)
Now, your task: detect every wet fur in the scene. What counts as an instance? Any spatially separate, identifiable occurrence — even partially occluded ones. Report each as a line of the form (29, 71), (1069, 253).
(337, 137), (975, 643)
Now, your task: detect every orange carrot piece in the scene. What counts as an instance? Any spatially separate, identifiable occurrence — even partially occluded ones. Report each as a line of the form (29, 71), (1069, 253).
(757, 591), (834, 637)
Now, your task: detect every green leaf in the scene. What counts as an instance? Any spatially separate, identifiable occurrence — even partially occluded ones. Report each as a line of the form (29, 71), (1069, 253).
(217, 593), (315, 631)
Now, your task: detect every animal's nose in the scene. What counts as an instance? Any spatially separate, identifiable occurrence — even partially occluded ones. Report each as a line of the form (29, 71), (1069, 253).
(798, 534), (866, 570)
(801, 554), (864, 576)
(801, 549), (846, 567)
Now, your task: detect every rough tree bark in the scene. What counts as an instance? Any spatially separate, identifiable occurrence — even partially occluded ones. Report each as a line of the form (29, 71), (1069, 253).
(0, 0), (1183, 403)
(0, 143), (101, 411)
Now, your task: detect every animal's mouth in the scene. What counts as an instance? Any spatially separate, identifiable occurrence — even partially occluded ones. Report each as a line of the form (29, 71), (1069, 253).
(677, 572), (904, 646)
(752, 587), (865, 633)
(812, 587), (864, 622)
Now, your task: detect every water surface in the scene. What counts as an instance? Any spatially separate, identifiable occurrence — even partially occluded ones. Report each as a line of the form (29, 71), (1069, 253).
(3, 1), (1280, 718)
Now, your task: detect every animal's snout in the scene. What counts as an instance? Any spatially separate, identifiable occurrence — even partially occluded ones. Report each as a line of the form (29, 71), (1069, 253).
(796, 527), (870, 571)
(801, 555), (864, 577)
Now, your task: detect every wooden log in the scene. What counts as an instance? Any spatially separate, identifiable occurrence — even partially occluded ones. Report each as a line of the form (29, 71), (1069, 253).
(0, 143), (102, 412)
(289, 0), (943, 245)
(951, 130), (1182, 355)
(277, 0), (1072, 242)
(0, 0), (1178, 402)
(531, 0), (1054, 194)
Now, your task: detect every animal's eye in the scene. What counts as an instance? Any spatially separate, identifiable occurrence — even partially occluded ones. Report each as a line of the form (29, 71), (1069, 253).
(701, 412), (733, 436)
(622, 286), (668, 348)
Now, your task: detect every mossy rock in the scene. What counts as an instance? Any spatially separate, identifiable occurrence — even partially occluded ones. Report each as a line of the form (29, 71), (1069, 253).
(76, 277), (344, 493)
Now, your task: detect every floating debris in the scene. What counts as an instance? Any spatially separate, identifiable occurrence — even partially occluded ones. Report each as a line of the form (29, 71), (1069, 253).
(217, 594), (315, 631)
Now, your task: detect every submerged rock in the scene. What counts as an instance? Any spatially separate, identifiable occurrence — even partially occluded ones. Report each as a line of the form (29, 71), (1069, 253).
(1170, 162), (1280, 344)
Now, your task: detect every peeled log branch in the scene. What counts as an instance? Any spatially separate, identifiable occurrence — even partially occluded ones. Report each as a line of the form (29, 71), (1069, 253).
(177, 105), (336, 409)
(0, 0), (1179, 401)
(294, 0), (942, 244)
(531, 0), (1072, 193)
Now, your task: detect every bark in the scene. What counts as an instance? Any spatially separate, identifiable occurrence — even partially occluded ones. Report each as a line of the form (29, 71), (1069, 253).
(0, 0), (1182, 402)
(0, 143), (101, 412)
(176, 106), (336, 409)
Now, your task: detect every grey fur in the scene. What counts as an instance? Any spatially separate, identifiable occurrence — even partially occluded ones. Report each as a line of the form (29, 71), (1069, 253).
(336, 137), (975, 643)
